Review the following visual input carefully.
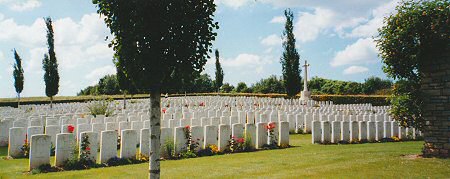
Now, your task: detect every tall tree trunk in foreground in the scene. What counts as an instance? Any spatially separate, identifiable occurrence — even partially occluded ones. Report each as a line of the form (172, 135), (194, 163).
(149, 88), (161, 178)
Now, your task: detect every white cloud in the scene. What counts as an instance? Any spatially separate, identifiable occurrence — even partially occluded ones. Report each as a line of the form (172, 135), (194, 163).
(346, 0), (400, 38)
(331, 38), (379, 67)
(294, 8), (336, 43)
(215, 0), (253, 9)
(270, 16), (286, 24)
(85, 65), (116, 81)
(221, 53), (269, 68)
(0, 18), (46, 48)
(10, 0), (41, 12)
(0, 13), (114, 97)
(343, 65), (369, 75)
(261, 34), (282, 46)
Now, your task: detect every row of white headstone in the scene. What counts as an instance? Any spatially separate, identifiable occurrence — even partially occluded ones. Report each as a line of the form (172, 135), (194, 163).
(311, 120), (420, 144)
(9, 121), (289, 170)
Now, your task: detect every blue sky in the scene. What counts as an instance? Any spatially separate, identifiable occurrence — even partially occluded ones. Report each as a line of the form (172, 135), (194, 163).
(0, 0), (400, 98)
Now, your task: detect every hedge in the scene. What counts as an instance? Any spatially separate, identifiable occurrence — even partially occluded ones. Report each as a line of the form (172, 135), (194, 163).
(0, 93), (389, 107)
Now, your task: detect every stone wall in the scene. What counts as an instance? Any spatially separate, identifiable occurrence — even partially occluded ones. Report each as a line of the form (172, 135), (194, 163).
(421, 55), (450, 158)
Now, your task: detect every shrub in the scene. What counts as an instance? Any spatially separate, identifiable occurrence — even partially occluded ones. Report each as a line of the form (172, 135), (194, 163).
(87, 99), (114, 117)
(31, 164), (59, 174)
(161, 138), (175, 159)
(19, 135), (30, 158)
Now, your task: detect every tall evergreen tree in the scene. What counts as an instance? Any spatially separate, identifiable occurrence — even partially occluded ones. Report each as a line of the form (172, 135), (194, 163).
(13, 49), (24, 107)
(215, 49), (224, 93)
(42, 17), (59, 108)
(281, 9), (302, 98)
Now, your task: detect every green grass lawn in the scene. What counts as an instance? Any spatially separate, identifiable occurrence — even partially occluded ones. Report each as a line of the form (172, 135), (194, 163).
(0, 134), (448, 178)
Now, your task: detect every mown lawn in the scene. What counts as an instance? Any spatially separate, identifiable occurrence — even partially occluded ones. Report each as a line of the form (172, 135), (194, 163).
(0, 134), (448, 178)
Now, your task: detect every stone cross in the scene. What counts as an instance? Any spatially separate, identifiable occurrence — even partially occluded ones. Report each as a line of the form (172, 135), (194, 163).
(303, 60), (310, 91)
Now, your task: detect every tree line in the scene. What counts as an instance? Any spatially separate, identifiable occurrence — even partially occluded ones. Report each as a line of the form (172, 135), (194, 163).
(77, 74), (392, 96)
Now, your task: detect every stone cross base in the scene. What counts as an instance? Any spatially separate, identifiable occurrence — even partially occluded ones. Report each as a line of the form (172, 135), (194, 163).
(300, 91), (311, 100)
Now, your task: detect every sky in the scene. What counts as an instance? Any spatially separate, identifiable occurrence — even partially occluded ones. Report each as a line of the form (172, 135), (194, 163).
(0, 0), (401, 98)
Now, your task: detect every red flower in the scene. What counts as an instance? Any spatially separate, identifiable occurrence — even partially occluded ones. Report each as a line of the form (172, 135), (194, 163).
(86, 147), (91, 151)
(24, 139), (28, 143)
(67, 125), (75, 133)
(266, 122), (276, 130)
(236, 138), (245, 143)
(185, 125), (190, 130)
(162, 108), (166, 113)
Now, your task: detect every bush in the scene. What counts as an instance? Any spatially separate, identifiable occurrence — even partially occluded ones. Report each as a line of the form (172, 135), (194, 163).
(87, 99), (114, 117)
(161, 138), (175, 159)
(31, 164), (59, 174)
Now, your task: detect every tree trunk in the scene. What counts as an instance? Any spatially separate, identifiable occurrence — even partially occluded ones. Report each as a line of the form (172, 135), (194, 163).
(149, 88), (161, 179)
(123, 92), (127, 109)
(50, 96), (53, 109)
(17, 93), (20, 108)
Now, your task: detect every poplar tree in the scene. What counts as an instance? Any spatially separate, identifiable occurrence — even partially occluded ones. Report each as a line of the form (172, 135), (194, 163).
(281, 9), (302, 98)
(42, 17), (59, 108)
(13, 49), (24, 107)
(215, 49), (224, 93)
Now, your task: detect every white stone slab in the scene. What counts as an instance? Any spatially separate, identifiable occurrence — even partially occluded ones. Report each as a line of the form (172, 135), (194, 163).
(55, 133), (75, 166)
(203, 125), (218, 148)
(120, 129), (137, 159)
(8, 127), (26, 158)
(29, 134), (51, 170)
(218, 125), (231, 152)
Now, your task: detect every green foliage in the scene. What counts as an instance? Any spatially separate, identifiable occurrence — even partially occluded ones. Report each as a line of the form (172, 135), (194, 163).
(389, 80), (423, 129)
(234, 82), (251, 93)
(78, 86), (99, 96)
(42, 17), (59, 99)
(114, 55), (138, 95)
(161, 138), (175, 159)
(252, 75), (285, 94)
(308, 76), (391, 95)
(98, 75), (120, 95)
(13, 49), (24, 97)
(215, 49), (224, 91)
(30, 164), (58, 174)
(93, 0), (219, 90)
(220, 83), (234, 93)
(376, 0), (449, 130)
(281, 9), (302, 98)
(362, 77), (392, 94)
(87, 99), (114, 117)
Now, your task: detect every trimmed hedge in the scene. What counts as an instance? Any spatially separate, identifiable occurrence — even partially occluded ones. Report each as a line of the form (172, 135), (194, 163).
(0, 93), (389, 107)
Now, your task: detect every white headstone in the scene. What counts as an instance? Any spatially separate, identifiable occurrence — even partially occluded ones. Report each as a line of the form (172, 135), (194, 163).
(140, 129), (150, 157)
(312, 121), (321, 144)
(256, 123), (268, 149)
(55, 133), (75, 166)
(120, 129), (137, 159)
(29, 134), (51, 170)
(8, 127), (26, 158)
(278, 121), (289, 147)
(99, 130), (118, 163)
(79, 132), (98, 163)
(203, 125), (218, 149)
(173, 127), (187, 155)
(218, 125), (231, 152)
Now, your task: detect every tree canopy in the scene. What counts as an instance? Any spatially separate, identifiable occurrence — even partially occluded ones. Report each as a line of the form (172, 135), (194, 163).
(281, 9), (302, 98)
(42, 17), (59, 102)
(13, 49), (24, 96)
(215, 49), (224, 91)
(93, 0), (218, 90)
(376, 0), (449, 129)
